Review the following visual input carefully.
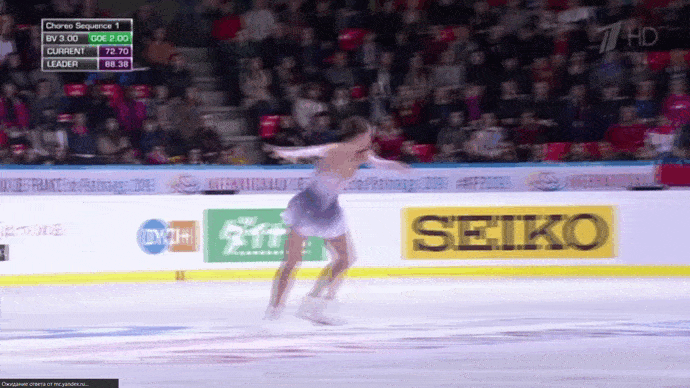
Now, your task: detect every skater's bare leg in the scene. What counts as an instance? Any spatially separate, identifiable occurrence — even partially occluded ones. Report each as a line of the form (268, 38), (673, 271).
(308, 233), (351, 300)
(269, 229), (306, 308)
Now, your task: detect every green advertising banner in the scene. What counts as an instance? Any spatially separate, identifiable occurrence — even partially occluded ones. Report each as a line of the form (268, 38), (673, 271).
(204, 209), (326, 262)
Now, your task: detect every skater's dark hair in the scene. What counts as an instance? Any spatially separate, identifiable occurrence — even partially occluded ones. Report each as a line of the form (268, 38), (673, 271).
(338, 116), (370, 142)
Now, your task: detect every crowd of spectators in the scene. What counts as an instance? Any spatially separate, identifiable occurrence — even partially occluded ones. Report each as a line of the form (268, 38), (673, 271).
(1, 0), (690, 165)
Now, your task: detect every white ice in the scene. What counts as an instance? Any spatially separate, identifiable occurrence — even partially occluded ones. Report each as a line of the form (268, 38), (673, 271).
(2, 278), (690, 387)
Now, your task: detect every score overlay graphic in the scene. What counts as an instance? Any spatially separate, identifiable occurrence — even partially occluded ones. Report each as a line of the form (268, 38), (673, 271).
(41, 19), (134, 72)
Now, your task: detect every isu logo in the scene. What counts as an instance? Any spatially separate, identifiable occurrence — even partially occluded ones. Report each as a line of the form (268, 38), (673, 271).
(402, 206), (615, 259)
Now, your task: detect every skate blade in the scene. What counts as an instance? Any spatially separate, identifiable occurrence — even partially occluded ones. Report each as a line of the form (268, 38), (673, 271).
(296, 312), (345, 326)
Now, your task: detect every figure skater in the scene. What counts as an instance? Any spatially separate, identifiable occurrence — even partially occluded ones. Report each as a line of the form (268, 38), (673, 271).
(264, 116), (409, 324)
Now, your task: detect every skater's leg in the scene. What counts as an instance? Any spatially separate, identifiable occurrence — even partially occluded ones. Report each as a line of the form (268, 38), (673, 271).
(269, 229), (306, 309)
(308, 232), (353, 300)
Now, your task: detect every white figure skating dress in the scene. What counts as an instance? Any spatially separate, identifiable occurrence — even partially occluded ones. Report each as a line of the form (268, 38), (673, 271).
(282, 170), (349, 239)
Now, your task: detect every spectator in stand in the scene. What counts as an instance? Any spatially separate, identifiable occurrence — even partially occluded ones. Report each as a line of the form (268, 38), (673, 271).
(465, 112), (515, 162)
(293, 82), (329, 130)
(500, 56), (529, 94)
(171, 86), (203, 152)
(302, 111), (337, 146)
(496, 79), (528, 128)
(425, 86), (454, 143)
(602, 105), (650, 160)
(394, 84), (424, 143)
(589, 51), (628, 94)
(278, 0), (309, 42)
(2, 53), (31, 93)
(146, 145), (169, 165)
(30, 79), (59, 155)
(165, 53), (193, 99)
(274, 56), (304, 103)
(373, 114), (406, 160)
(68, 112), (98, 164)
(241, 56), (275, 134)
(463, 83), (486, 123)
(634, 79), (659, 125)
(660, 50), (690, 96)
(350, 85), (370, 117)
(0, 82), (30, 145)
(369, 82), (391, 125)
(432, 49), (464, 89)
(197, 114), (223, 162)
(223, 29), (258, 106)
(357, 32), (379, 85)
(373, 0), (403, 47)
(403, 52), (432, 100)
(132, 4), (164, 47)
(116, 86), (147, 146)
(626, 51), (654, 96)
(98, 117), (132, 164)
(0, 14), (16, 68)
(261, 22), (298, 69)
(211, 1), (242, 43)
(299, 27), (323, 78)
(371, 51), (398, 99)
(563, 51), (589, 94)
(150, 85), (174, 131)
(309, 0), (337, 43)
(330, 87), (355, 122)
(637, 115), (677, 160)
(466, 51), (496, 95)
(244, 0), (277, 42)
(513, 110), (548, 161)
(423, 25), (450, 66)
(145, 27), (176, 85)
(470, 1), (494, 38)
(500, 0), (529, 35)
(85, 85), (116, 134)
(326, 51), (356, 89)
(435, 110), (471, 162)
(531, 81), (558, 128)
(556, 84), (599, 143)
(597, 83), (630, 134)
(139, 117), (165, 157)
(662, 78), (690, 129)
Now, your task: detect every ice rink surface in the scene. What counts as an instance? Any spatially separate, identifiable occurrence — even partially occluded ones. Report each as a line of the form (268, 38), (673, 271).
(2, 278), (690, 387)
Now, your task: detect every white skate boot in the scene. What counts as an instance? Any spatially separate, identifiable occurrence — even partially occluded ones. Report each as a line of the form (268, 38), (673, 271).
(263, 304), (284, 321)
(296, 296), (344, 326)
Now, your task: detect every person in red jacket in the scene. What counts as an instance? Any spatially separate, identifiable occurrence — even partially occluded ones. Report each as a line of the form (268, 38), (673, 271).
(603, 106), (651, 160)
(662, 78), (690, 129)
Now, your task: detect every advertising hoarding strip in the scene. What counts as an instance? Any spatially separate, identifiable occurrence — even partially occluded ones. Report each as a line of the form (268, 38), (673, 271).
(3, 266), (690, 286)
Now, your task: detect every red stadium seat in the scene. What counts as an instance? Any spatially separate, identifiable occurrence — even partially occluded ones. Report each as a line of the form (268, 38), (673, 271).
(439, 27), (455, 43)
(646, 51), (671, 72)
(259, 115), (280, 139)
(351, 85), (366, 99)
(338, 28), (368, 51)
(57, 114), (73, 123)
(543, 142), (572, 161)
(133, 85), (150, 99)
(100, 84), (123, 104)
(64, 84), (87, 97)
(411, 144), (436, 163)
(582, 142), (601, 159)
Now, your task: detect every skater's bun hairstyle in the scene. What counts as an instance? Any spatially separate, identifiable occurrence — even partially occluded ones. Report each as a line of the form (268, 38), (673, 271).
(338, 116), (371, 143)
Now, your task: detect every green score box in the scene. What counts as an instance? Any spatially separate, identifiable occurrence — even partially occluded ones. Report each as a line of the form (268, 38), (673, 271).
(89, 32), (132, 45)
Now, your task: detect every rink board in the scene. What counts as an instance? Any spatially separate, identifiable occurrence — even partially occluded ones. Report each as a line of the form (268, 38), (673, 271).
(0, 191), (689, 285)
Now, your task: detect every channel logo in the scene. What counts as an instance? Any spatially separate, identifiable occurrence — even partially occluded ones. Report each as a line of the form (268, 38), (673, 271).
(137, 219), (199, 254)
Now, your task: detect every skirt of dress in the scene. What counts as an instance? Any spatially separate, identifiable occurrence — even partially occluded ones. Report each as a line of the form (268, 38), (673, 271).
(281, 185), (348, 239)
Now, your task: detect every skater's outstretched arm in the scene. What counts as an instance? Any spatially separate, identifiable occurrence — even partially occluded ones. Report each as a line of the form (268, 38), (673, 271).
(365, 150), (411, 174)
(265, 143), (337, 163)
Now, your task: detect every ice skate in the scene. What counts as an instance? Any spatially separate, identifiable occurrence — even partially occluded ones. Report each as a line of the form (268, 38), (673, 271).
(297, 296), (345, 326)
(263, 304), (284, 321)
